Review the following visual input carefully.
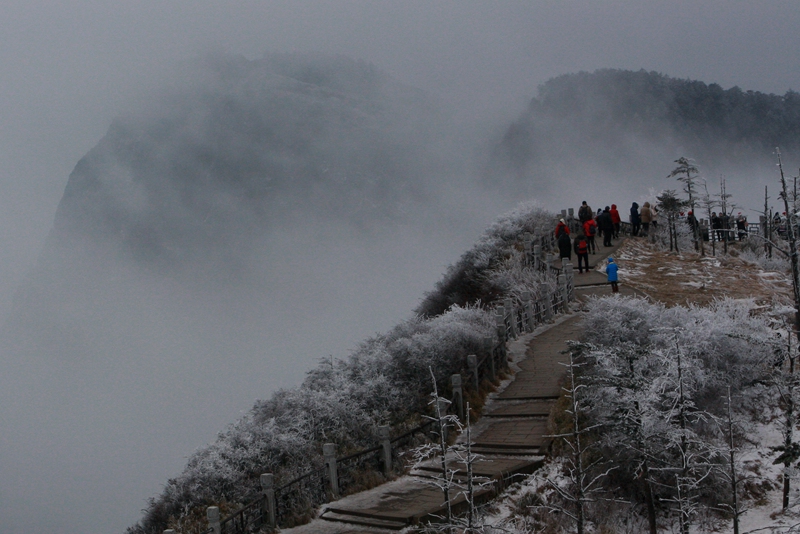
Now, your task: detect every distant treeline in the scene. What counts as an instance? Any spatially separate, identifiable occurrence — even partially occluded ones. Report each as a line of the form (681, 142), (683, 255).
(495, 69), (800, 182)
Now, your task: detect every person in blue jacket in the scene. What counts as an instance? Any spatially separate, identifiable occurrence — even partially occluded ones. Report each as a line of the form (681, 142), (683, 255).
(606, 257), (619, 293)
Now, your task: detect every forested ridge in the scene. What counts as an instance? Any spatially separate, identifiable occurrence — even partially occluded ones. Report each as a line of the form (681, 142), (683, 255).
(495, 69), (800, 188)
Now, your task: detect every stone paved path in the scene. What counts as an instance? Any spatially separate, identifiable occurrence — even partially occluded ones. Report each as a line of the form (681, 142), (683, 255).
(282, 238), (633, 534)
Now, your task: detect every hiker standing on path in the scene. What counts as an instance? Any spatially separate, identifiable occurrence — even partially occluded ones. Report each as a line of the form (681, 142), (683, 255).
(555, 218), (570, 238)
(583, 217), (598, 254)
(711, 212), (722, 241)
(573, 233), (590, 274)
(578, 201), (593, 224)
(606, 257), (619, 293)
(640, 202), (652, 236)
(558, 231), (572, 261)
(736, 213), (748, 240)
(610, 204), (621, 238)
(598, 206), (614, 247)
(630, 202), (641, 236)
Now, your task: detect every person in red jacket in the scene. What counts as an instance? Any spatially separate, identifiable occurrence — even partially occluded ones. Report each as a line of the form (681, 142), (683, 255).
(554, 218), (570, 238)
(582, 218), (598, 254)
(610, 204), (621, 238)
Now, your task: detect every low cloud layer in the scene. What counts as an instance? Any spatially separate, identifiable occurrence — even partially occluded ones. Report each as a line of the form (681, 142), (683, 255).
(1, 3), (799, 533)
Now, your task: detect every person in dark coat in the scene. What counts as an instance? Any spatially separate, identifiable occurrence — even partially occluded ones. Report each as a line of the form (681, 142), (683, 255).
(598, 206), (614, 247)
(578, 201), (593, 224)
(557, 231), (572, 260)
(711, 212), (722, 241)
(630, 202), (641, 236)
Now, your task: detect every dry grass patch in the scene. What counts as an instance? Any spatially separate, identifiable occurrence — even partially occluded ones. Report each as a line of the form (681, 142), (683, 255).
(615, 238), (793, 307)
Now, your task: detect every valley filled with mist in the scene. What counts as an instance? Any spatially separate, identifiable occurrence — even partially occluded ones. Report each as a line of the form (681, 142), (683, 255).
(1, 53), (799, 533)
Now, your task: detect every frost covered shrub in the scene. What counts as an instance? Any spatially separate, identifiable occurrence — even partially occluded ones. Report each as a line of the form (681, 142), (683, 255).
(485, 249), (556, 306)
(417, 202), (554, 316)
(650, 218), (695, 252)
(128, 305), (495, 534)
(131, 201), (552, 533)
(737, 235), (790, 272)
(575, 296), (775, 526)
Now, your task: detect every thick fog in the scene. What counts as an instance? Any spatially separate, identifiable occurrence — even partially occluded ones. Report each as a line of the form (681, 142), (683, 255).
(1, 2), (800, 533)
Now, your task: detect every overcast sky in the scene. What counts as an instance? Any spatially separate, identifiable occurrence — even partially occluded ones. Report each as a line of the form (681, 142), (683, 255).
(2, 2), (800, 531)
(1, 2), (799, 306)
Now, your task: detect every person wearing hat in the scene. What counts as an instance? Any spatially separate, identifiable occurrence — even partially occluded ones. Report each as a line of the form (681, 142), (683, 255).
(555, 218), (570, 238)
(606, 257), (619, 293)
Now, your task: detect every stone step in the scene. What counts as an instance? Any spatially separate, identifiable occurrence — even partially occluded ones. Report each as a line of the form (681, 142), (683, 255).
(410, 456), (541, 481)
(486, 400), (555, 417)
(319, 509), (408, 530)
(475, 445), (547, 457)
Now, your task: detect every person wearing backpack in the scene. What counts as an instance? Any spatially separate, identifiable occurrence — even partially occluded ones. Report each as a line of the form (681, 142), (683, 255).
(578, 201), (593, 224)
(583, 218), (598, 254)
(573, 233), (590, 274)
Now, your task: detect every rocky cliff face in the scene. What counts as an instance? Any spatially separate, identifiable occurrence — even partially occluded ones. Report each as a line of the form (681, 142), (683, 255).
(49, 53), (439, 277)
(5, 52), (446, 356)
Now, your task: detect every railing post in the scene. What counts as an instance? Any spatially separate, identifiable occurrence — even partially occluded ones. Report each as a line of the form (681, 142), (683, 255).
(545, 253), (554, 272)
(437, 398), (450, 442)
(522, 291), (536, 331)
(207, 506), (221, 534)
(523, 232), (533, 265)
(539, 283), (553, 322)
(504, 298), (518, 338)
(566, 262), (575, 300)
(533, 244), (542, 270)
(378, 425), (392, 476)
(451, 374), (464, 422)
(261, 473), (276, 529)
(467, 354), (479, 391)
(323, 443), (339, 499)
(559, 274), (570, 313)
(483, 336), (496, 381)
(495, 309), (506, 343)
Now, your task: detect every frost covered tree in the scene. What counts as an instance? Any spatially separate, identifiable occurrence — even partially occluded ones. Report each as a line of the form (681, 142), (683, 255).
(411, 372), (493, 534)
(701, 180), (719, 256)
(583, 340), (661, 534)
(776, 148), (800, 349)
(657, 189), (688, 253)
(545, 348), (615, 534)
(577, 297), (776, 530)
(669, 157), (702, 253)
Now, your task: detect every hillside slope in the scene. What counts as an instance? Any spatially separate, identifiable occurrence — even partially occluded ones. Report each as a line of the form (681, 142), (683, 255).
(490, 69), (800, 200)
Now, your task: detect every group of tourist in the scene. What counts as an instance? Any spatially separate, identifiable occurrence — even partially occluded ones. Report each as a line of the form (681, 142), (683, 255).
(551, 201), (655, 293)
(710, 211), (748, 241)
